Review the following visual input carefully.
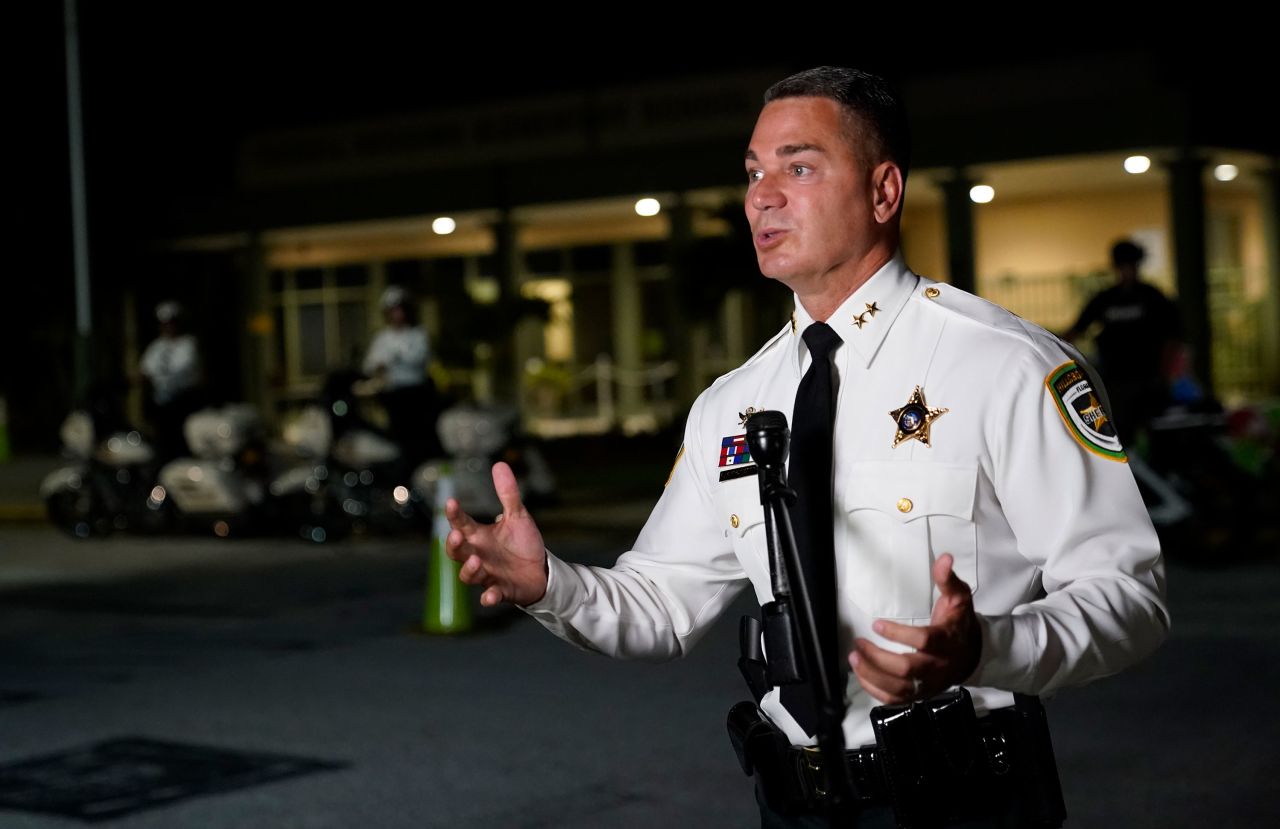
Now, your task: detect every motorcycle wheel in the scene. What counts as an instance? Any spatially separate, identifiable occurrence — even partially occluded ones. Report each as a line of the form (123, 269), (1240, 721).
(45, 487), (112, 539)
(279, 490), (351, 543)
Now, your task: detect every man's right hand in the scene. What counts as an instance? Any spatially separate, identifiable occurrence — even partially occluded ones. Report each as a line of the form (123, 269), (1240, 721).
(444, 462), (548, 607)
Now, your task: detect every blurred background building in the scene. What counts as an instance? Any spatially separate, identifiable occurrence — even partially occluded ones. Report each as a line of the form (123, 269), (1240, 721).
(9, 12), (1278, 452)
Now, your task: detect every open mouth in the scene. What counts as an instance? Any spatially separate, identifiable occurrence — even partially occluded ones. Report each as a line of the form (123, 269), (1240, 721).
(756, 229), (787, 249)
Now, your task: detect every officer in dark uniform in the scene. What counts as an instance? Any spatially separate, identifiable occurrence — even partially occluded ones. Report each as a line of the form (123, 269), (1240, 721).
(1063, 240), (1181, 443)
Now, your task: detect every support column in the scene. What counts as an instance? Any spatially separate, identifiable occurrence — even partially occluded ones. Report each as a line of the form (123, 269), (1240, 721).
(240, 235), (273, 426)
(1166, 155), (1213, 392)
(666, 195), (705, 405)
(122, 288), (142, 427)
(722, 289), (747, 366)
(1257, 162), (1280, 395)
(938, 169), (977, 295)
(492, 211), (522, 402)
(610, 243), (644, 419)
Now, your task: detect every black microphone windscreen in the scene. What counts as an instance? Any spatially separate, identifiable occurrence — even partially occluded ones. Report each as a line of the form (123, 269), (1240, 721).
(745, 410), (788, 433)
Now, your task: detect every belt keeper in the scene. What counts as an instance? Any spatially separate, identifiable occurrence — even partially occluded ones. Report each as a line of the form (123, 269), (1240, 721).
(799, 745), (828, 799)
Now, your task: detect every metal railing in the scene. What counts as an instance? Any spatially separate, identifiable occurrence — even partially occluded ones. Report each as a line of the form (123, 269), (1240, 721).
(979, 267), (1270, 401)
(523, 355), (681, 438)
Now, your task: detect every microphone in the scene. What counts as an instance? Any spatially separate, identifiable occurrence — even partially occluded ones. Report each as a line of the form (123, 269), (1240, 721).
(744, 410), (800, 671)
(744, 410), (789, 479)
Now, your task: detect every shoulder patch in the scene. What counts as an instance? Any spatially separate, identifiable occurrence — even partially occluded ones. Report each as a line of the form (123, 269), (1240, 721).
(1046, 362), (1127, 462)
(665, 444), (685, 487)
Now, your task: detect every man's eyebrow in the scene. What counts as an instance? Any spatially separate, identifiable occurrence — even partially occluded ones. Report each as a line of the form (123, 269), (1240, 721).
(744, 144), (827, 162)
(777, 143), (825, 156)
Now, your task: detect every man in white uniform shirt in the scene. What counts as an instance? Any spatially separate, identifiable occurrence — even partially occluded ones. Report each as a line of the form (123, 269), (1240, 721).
(138, 300), (202, 460)
(363, 285), (438, 462)
(444, 67), (1168, 827)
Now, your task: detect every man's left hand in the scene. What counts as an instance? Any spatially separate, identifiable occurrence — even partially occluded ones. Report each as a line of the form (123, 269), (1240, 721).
(849, 553), (982, 704)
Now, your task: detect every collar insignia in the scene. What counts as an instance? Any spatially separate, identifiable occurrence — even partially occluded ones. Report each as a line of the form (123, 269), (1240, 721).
(853, 301), (881, 330)
(889, 386), (948, 448)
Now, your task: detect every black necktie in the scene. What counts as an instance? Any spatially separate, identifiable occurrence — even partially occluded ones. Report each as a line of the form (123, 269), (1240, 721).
(781, 321), (843, 735)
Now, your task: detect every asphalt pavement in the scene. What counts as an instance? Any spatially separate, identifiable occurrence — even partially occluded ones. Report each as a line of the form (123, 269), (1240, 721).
(1, 448), (1278, 827)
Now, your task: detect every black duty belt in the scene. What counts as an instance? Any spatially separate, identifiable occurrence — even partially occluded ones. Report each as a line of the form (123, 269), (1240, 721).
(728, 691), (1067, 827)
(788, 741), (891, 808)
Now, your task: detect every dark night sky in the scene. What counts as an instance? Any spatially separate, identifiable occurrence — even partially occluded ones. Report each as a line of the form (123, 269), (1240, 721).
(28, 6), (1271, 244)
(20, 6), (1275, 282)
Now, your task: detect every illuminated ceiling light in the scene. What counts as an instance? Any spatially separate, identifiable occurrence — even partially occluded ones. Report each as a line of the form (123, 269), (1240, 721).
(1213, 164), (1239, 182)
(432, 217), (457, 235)
(1124, 155), (1151, 174)
(969, 184), (995, 204)
(634, 198), (661, 217)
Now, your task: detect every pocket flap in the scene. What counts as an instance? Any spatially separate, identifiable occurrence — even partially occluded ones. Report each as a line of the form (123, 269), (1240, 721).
(842, 461), (977, 523)
(715, 472), (766, 537)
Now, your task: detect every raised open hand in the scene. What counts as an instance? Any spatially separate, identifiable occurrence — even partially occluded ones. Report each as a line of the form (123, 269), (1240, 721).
(444, 462), (548, 607)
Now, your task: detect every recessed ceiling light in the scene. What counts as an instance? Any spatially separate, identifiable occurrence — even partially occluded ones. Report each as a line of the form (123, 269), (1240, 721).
(1213, 164), (1239, 182)
(969, 185), (995, 204)
(432, 217), (456, 235)
(1124, 155), (1151, 174)
(634, 198), (661, 217)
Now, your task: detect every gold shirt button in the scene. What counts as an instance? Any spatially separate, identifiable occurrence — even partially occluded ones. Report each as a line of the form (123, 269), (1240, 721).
(730, 514), (740, 529)
(897, 498), (913, 513)
(924, 287), (941, 299)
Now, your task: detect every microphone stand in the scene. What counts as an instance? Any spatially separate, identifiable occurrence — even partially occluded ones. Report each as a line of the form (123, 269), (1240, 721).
(746, 412), (857, 825)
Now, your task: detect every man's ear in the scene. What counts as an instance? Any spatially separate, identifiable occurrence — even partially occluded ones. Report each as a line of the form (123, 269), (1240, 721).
(871, 161), (904, 225)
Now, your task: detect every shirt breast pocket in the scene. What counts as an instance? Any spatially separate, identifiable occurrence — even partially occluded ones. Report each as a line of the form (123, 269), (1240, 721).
(712, 471), (770, 594)
(838, 461), (978, 620)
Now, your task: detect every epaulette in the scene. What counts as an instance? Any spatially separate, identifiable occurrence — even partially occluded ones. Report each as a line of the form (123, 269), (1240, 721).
(912, 280), (1052, 351)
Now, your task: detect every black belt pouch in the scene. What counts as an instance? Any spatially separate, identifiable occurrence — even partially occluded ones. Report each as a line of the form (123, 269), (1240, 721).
(727, 701), (802, 814)
(871, 688), (1010, 827)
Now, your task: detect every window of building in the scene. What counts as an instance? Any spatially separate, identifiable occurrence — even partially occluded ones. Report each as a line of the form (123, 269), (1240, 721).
(270, 267), (371, 397)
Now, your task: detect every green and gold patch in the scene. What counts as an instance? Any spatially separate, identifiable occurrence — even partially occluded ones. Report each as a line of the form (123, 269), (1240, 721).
(1046, 362), (1126, 462)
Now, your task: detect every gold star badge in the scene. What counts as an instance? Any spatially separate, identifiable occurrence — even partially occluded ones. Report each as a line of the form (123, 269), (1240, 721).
(889, 386), (949, 448)
(852, 301), (881, 329)
(1079, 394), (1110, 432)
(790, 313), (797, 334)
(738, 407), (759, 428)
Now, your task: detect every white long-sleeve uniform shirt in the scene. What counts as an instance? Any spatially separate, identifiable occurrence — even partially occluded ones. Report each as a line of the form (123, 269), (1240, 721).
(139, 334), (199, 405)
(524, 254), (1169, 748)
(363, 326), (429, 390)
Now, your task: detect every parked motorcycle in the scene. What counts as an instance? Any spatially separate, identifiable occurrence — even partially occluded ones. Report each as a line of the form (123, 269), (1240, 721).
(412, 401), (556, 522)
(271, 372), (425, 541)
(1134, 399), (1278, 566)
(157, 404), (275, 536)
(42, 411), (171, 538)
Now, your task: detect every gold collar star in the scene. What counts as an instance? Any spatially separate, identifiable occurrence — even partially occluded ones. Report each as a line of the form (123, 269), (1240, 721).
(889, 386), (949, 448)
(790, 312), (797, 334)
(852, 301), (881, 330)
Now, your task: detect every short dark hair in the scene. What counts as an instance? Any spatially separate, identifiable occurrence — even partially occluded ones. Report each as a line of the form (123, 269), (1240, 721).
(1111, 240), (1145, 267)
(763, 66), (911, 183)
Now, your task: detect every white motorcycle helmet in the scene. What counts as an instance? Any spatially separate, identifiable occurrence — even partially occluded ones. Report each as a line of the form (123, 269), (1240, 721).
(156, 300), (183, 323)
(380, 285), (408, 311)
